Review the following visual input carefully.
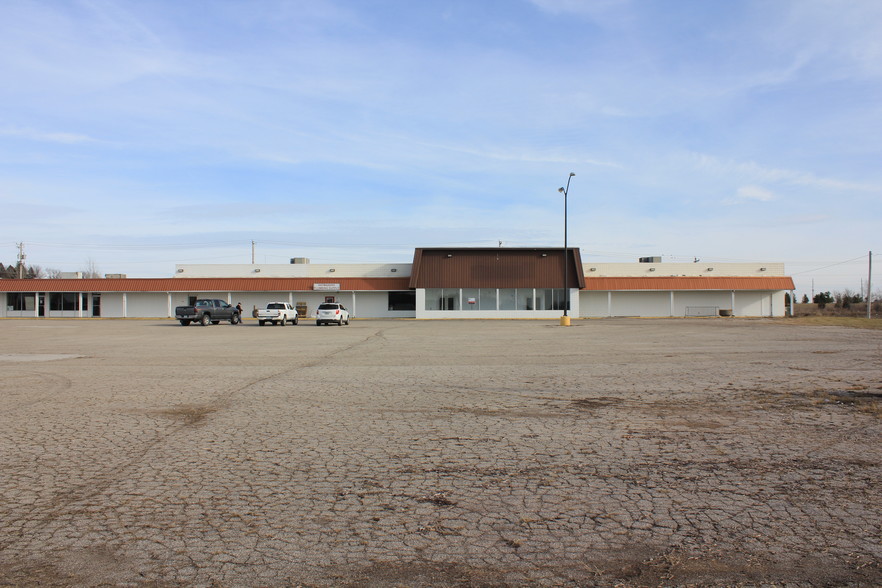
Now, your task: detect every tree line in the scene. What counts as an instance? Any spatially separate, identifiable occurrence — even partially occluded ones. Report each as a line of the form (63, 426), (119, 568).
(1, 259), (101, 279)
(793, 289), (880, 311)
(0, 263), (58, 279)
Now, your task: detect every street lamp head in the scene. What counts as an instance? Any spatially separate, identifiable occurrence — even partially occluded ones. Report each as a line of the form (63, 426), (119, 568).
(569, 172), (575, 177)
(558, 187), (565, 193)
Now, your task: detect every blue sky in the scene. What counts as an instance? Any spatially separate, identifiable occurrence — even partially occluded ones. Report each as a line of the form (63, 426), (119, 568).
(1, 0), (880, 297)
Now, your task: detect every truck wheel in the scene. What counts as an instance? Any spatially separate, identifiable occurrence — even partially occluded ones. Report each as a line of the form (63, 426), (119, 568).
(179, 320), (191, 326)
(279, 317), (286, 326)
(200, 314), (211, 326)
(231, 314), (240, 325)
(259, 320), (265, 326)
(293, 316), (299, 325)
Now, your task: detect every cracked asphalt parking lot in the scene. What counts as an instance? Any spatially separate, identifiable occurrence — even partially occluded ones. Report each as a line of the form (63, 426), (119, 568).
(1, 317), (880, 587)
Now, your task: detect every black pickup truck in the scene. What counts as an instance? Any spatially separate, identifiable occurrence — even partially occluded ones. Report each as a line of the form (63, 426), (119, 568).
(175, 299), (241, 326)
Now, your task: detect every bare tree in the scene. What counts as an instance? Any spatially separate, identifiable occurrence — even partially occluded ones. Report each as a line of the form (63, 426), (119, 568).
(43, 268), (63, 279)
(81, 258), (102, 279)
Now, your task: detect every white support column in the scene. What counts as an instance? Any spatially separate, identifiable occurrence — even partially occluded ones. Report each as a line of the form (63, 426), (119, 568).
(352, 291), (357, 318)
(670, 291), (674, 317)
(78, 292), (83, 318)
(731, 291), (736, 316)
(607, 291), (612, 317)
(122, 292), (128, 318)
(167, 293), (172, 318)
(227, 293), (232, 304)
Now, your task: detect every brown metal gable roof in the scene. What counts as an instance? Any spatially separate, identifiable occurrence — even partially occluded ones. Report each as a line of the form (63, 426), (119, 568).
(584, 276), (795, 291)
(410, 247), (585, 289)
(0, 277), (412, 293)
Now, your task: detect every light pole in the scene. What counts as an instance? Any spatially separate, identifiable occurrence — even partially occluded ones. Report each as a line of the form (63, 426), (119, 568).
(559, 172), (575, 325)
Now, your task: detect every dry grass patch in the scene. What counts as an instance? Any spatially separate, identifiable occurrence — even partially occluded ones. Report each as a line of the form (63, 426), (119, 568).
(812, 389), (882, 417)
(780, 316), (882, 330)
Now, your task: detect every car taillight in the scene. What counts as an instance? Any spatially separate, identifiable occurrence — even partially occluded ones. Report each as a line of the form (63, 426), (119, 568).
(335, 310), (340, 315)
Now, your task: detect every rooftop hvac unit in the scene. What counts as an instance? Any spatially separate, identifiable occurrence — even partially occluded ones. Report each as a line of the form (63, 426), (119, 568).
(290, 257), (310, 264)
(639, 256), (662, 263)
(105, 273), (126, 279)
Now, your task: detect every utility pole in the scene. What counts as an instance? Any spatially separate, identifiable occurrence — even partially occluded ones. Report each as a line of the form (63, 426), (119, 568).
(868, 251), (873, 319)
(16, 242), (26, 279)
(251, 240), (255, 264)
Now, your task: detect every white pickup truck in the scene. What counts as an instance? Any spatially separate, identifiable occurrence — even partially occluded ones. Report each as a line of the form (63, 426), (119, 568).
(256, 302), (299, 326)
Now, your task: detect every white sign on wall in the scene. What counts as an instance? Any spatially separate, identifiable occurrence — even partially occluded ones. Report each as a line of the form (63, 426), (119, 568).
(313, 283), (341, 291)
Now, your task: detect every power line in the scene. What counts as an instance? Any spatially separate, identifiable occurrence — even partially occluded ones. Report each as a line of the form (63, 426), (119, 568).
(790, 254), (869, 276)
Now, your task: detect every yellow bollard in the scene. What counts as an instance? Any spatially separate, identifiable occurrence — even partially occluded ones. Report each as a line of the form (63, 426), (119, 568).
(560, 315), (571, 326)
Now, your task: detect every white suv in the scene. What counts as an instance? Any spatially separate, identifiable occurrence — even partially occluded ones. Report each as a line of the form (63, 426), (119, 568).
(316, 302), (350, 326)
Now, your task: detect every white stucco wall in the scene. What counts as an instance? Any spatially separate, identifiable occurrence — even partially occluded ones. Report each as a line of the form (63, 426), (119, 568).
(578, 289), (788, 317)
(584, 262), (785, 277)
(176, 263), (410, 278)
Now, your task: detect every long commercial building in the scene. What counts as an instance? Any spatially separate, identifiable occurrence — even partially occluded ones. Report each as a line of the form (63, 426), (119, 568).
(1, 247), (795, 319)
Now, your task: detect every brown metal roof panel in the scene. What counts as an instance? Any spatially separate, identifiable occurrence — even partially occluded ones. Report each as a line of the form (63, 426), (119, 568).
(410, 248), (582, 289)
(409, 248), (424, 289)
(571, 248), (585, 288)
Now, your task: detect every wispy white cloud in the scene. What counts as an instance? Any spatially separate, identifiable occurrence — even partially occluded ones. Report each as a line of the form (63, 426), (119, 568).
(0, 128), (96, 144)
(722, 185), (775, 206)
(688, 153), (880, 192)
(526, 0), (632, 22)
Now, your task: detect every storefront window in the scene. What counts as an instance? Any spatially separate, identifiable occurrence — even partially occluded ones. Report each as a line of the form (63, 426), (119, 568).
(479, 288), (497, 310)
(423, 288), (562, 312)
(541, 288), (566, 310)
(517, 289), (534, 310)
(424, 288), (459, 310)
(462, 288), (480, 311)
(388, 291), (415, 311)
(50, 293), (80, 311)
(7, 293), (35, 311)
(498, 289), (516, 310)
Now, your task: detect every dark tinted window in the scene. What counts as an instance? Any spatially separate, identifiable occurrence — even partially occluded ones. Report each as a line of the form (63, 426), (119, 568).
(318, 303), (340, 310)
